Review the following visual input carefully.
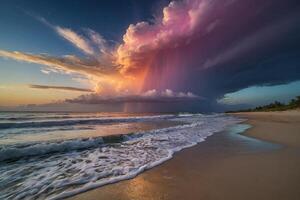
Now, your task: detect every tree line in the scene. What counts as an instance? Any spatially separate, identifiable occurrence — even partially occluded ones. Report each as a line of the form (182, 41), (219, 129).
(226, 96), (300, 113)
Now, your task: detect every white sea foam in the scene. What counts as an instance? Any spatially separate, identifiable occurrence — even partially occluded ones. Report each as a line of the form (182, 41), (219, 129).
(0, 114), (243, 200)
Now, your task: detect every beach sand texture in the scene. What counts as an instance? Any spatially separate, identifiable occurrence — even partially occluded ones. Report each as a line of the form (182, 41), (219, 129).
(70, 110), (300, 200)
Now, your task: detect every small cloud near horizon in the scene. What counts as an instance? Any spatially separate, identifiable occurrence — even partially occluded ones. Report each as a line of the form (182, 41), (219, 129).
(66, 89), (202, 104)
(29, 84), (93, 92)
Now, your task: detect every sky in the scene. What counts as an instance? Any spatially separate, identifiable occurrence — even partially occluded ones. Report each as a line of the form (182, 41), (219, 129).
(0, 0), (300, 112)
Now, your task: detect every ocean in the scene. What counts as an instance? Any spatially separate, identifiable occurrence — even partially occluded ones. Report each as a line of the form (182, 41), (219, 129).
(0, 112), (243, 199)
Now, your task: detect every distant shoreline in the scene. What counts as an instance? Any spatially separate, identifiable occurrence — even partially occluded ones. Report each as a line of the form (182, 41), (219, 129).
(226, 96), (300, 113)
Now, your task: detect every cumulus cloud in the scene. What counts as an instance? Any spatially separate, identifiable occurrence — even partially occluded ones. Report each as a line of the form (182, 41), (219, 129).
(66, 89), (201, 104)
(116, 0), (210, 74)
(29, 84), (93, 92)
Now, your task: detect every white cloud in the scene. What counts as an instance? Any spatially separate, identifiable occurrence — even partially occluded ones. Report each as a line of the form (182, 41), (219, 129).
(55, 26), (94, 55)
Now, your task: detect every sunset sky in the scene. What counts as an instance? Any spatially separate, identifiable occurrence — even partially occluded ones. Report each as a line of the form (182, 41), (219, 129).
(0, 0), (300, 112)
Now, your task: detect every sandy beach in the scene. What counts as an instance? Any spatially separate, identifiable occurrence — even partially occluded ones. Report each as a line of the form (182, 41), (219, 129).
(69, 110), (300, 200)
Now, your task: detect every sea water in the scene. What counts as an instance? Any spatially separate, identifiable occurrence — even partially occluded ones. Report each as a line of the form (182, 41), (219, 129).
(0, 112), (243, 199)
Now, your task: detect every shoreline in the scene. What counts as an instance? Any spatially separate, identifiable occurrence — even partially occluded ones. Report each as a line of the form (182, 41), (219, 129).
(231, 110), (300, 147)
(69, 110), (300, 200)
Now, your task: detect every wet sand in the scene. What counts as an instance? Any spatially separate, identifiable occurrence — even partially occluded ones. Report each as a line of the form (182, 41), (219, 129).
(69, 111), (300, 200)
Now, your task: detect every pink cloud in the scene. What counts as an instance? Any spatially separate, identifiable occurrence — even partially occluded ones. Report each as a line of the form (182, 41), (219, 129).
(117, 0), (209, 74)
